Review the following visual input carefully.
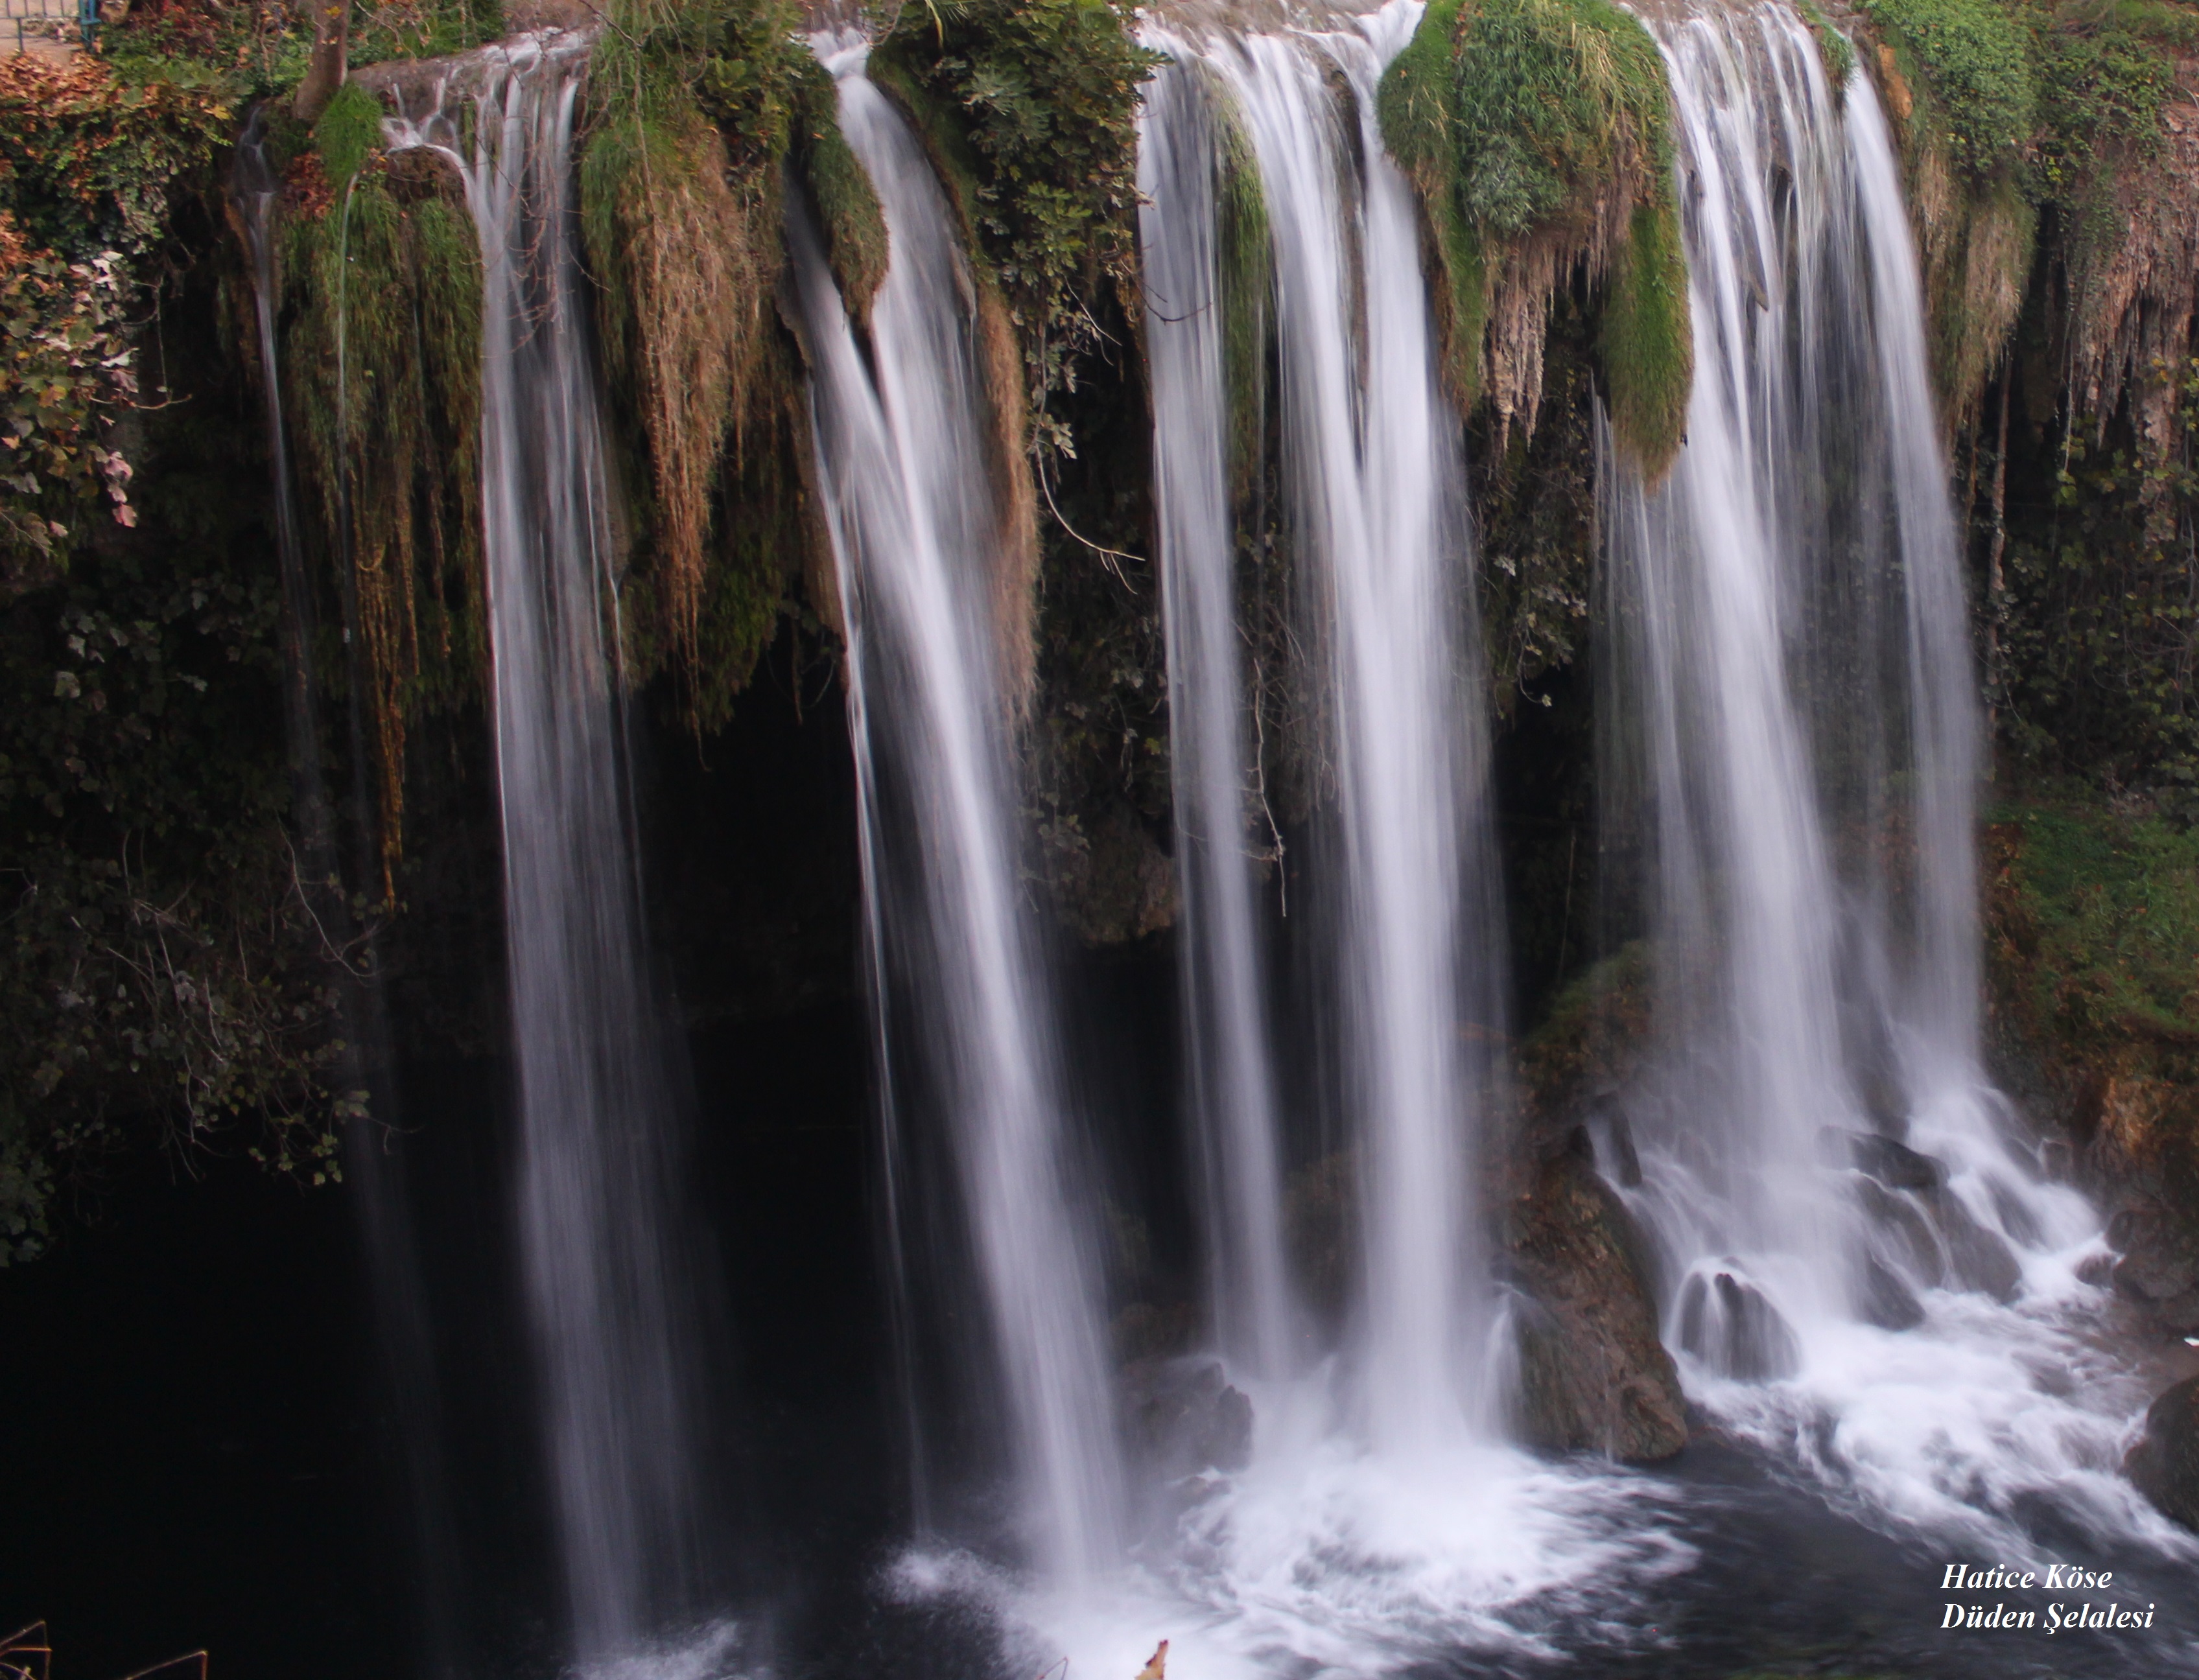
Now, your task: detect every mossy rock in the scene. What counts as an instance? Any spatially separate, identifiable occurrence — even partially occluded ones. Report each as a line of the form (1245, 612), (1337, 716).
(1377, 0), (1692, 470)
(1509, 1132), (1686, 1460)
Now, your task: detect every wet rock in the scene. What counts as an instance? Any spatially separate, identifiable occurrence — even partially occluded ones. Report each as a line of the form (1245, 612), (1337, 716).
(2125, 1375), (2199, 1532)
(1121, 1357), (1252, 1480)
(2102, 1197), (2199, 1334)
(2040, 1136), (2075, 1182)
(1111, 1300), (1199, 1364)
(384, 144), (467, 205)
(1852, 1176), (1946, 1287)
(1857, 1255), (1926, 1331)
(2108, 1198), (2199, 1294)
(2112, 1246), (2199, 1304)
(1043, 804), (1177, 947)
(1921, 1187), (2023, 1303)
(1584, 1090), (1643, 1188)
(1509, 1145), (1686, 1460)
(2076, 1250), (2118, 1287)
(1676, 1270), (1800, 1382)
(1831, 1128), (1947, 1192)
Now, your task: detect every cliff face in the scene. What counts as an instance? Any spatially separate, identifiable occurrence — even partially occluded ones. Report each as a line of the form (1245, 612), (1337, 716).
(3, 0), (2198, 1269)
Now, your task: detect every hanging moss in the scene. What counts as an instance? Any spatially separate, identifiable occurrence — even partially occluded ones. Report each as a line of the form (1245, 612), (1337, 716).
(1861, 0), (2038, 422)
(871, 0), (1160, 437)
(1378, 0), (1691, 477)
(790, 55), (888, 326)
(1598, 198), (1690, 481)
(283, 146), (484, 890)
(580, 0), (875, 725)
(1214, 86), (1272, 506)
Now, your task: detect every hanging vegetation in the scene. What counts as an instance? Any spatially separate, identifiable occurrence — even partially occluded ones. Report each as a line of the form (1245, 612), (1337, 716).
(1, 55), (231, 582)
(1378, 0), (1691, 480)
(3, 52), (354, 1257)
(580, 0), (882, 728)
(1861, 0), (2039, 421)
(281, 87), (484, 892)
(870, 0), (1158, 436)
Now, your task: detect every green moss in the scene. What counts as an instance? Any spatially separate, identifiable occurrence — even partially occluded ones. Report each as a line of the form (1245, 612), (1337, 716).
(873, 0), (1160, 434)
(1600, 198), (1691, 480)
(1377, 0), (1688, 463)
(1214, 89), (1273, 502)
(1795, 0), (1859, 92)
(1861, 0), (2034, 178)
(1986, 795), (2199, 1055)
(312, 81), (386, 193)
(790, 56), (889, 325)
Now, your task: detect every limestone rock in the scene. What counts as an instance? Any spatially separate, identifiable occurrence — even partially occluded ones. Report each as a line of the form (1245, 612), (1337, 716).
(1676, 1268), (1800, 1381)
(1509, 1139), (1687, 1462)
(2126, 1375), (2199, 1532)
(1922, 1187), (2023, 1303)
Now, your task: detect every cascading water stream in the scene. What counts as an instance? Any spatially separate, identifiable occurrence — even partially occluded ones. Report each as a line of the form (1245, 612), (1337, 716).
(1137, 45), (1297, 1381)
(1213, 5), (1505, 1454)
(1602, 2), (2181, 1553)
(386, 36), (718, 1661)
(959, 13), (1693, 1674)
(787, 38), (1123, 1581)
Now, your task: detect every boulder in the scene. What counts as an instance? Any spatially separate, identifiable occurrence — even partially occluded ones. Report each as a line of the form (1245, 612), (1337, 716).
(1676, 1270), (1801, 1381)
(1509, 1143), (1686, 1461)
(1827, 1128), (1947, 1192)
(2108, 1198), (2199, 1296)
(2126, 1376), (2199, 1532)
(1857, 1255), (1926, 1331)
(1120, 1357), (1252, 1481)
(1853, 1176), (1946, 1286)
(1921, 1187), (2023, 1303)
(2103, 1196), (2199, 1333)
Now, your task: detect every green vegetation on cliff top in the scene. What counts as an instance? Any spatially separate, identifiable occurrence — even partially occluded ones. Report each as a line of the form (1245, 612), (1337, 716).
(1378, 0), (1692, 478)
(873, 0), (1158, 442)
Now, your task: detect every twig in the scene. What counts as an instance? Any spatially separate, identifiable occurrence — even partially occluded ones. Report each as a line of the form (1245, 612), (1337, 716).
(1035, 450), (1145, 589)
(113, 1654), (208, 1680)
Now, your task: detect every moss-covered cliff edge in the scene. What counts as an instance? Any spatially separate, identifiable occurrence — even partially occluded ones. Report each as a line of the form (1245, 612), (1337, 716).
(4, 0), (2199, 1318)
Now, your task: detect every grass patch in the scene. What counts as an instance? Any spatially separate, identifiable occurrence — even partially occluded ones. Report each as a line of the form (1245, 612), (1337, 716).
(579, 0), (851, 725)
(1863, 0), (2035, 178)
(311, 80), (387, 192)
(873, 0), (1159, 444)
(1378, 0), (1691, 475)
(1986, 793), (2199, 1055)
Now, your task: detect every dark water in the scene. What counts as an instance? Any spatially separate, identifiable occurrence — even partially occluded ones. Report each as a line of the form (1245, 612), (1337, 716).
(2, 720), (2191, 1680)
(8, 1001), (2194, 1680)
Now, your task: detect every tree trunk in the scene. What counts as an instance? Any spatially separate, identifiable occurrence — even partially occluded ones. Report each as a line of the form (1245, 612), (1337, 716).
(292, 0), (350, 126)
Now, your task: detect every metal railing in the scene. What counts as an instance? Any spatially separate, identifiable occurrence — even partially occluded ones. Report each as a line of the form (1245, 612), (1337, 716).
(3, 0), (99, 55)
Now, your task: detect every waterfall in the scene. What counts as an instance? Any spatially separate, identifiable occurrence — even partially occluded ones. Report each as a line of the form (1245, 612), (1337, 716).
(386, 36), (716, 1659)
(1206, 6), (1505, 1452)
(234, 123), (467, 1675)
(1603, 3), (2158, 1546)
(1136, 47), (1297, 1381)
(786, 40), (1123, 1580)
